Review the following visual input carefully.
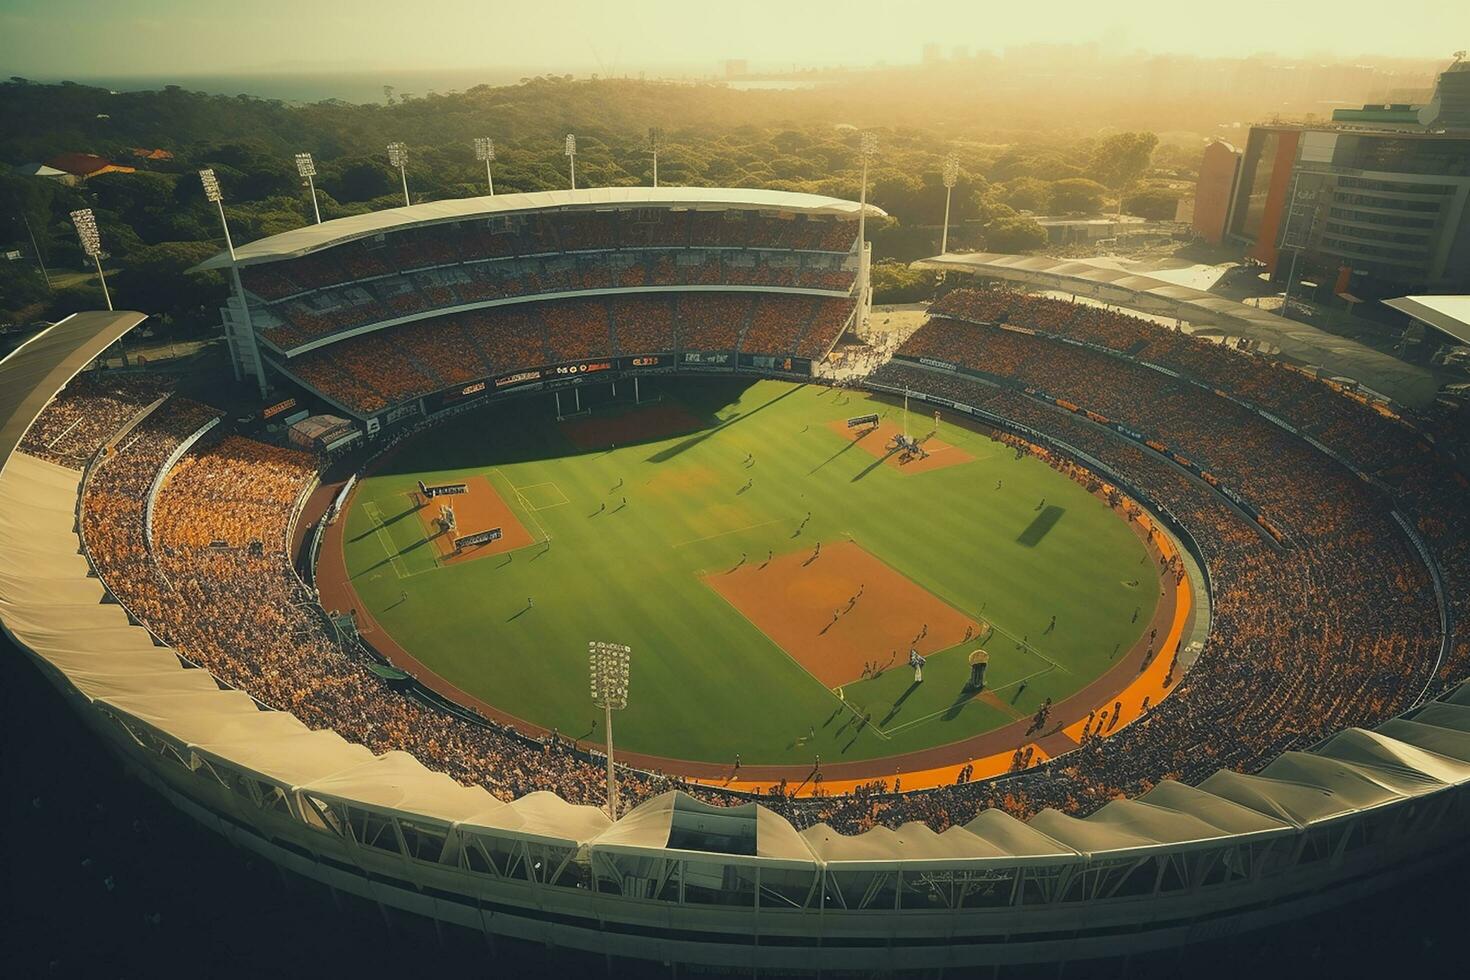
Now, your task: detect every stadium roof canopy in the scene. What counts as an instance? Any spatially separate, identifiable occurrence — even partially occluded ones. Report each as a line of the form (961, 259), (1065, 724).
(1383, 294), (1470, 346)
(914, 252), (1441, 409)
(193, 187), (885, 272)
(0, 311), (147, 476)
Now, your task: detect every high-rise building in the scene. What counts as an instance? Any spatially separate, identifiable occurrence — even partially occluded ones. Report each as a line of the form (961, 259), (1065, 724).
(1427, 55), (1470, 129)
(1224, 125), (1470, 296)
(922, 43), (942, 66)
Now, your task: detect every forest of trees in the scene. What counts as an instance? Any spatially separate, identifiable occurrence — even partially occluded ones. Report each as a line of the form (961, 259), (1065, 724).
(0, 76), (1192, 330)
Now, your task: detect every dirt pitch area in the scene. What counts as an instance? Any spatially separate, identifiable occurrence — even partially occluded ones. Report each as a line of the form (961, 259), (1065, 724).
(705, 540), (985, 687)
(413, 474), (535, 565)
(824, 419), (975, 474)
(561, 402), (704, 450)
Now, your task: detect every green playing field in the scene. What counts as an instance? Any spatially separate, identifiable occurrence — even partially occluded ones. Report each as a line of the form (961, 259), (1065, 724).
(337, 378), (1158, 766)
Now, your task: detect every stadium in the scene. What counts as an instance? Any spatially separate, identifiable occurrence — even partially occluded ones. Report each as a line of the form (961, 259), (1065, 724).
(4, 183), (1470, 974)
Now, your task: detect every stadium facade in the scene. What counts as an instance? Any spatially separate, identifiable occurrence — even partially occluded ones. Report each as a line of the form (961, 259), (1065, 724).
(5, 301), (1470, 970)
(1222, 125), (1470, 297)
(192, 187), (879, 433)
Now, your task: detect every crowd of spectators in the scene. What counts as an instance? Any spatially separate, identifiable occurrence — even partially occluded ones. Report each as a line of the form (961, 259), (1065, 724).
(36, 279), (1470, 839)
(281, 293), (856, 416)
(74, 408), (699, 807)
(258, 251), (854, 350)
(18, 373), (176, 468)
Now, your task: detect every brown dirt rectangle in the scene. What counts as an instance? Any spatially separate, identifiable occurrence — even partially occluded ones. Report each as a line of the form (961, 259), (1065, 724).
(413, 474), (536, 564)
(824, 418), (974, 474)
(561, 402), (704, 450)
(705, 539), (983, 687)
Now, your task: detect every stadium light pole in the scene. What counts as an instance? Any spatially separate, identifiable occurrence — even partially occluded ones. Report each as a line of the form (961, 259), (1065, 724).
(199, 170), (268, 398)
(199, 168), (237, 261)
(940, 154), (960, 255)
(648, 127), (662, 188)
(856, 131), (878, 328)
(474, 137), (496, 196)
(565, 133), (578, 191)
(70, 208), (111, 311)
(387, 142), (410, 207)
(589, 641), (631, 819)
(295, 152), (322, 224)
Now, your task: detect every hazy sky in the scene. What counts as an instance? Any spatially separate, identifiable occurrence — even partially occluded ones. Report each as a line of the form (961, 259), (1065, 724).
(1, 0), (1464, 77)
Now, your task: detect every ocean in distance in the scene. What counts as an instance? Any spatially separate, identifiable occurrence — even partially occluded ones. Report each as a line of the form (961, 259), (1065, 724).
(26, 65), (805, 105)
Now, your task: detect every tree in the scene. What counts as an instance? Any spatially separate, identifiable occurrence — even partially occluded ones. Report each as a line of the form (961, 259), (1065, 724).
(999, 177), (1050, 212)
(984, 215), (1047, 253)
(1089, 132), (1159, 190)
(1122, 186), (1181, 221)
(113, 241), (224, 323)
(1047, 178), (1107, 214)
(869, 261), (932, 304)
(327, 159), (394, 203)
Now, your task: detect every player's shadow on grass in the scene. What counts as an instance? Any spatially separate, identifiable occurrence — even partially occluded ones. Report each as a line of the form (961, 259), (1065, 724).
(879, 681), (923, 727)
(347, 504), (419, 542)
(941, 689), (979, 721)
(1017, 506), (1066, 547)
(850, 449), (900, 483)
(350, 537), (432, 578)
(807, 432), (865, 475)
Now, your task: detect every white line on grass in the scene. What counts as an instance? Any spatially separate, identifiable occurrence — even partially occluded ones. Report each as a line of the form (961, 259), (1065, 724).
(491, 467), (553, 545)
(672, 516), (790, 549)
(362, 500), (409, 579)
(513, 480), (571, 511)
(703, 577), (890, 741)
(876, 664), (1055, 737)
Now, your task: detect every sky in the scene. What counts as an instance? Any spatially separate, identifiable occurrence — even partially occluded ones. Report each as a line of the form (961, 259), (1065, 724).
(0, 0), (1464, 78)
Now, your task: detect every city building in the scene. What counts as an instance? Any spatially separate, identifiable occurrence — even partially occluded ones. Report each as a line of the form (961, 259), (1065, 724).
(1221, 58), (1470, 298)
(1191, 139), (1242, 244)
(1223, 126), (1470, 297)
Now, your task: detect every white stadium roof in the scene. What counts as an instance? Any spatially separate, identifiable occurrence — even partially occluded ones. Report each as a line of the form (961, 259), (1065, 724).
(193, 186), (884, 271)
(1383, 295), (1470, 346)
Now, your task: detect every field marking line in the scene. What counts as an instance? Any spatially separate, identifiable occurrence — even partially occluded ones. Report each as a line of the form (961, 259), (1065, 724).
(512, 480), (571, 511)
(701, 573), (890, 742)
(672, 516), (790, 549)
(490, 467), (552, 545)
(875, 665), (1054, 737)
(362, 500), (410, 580)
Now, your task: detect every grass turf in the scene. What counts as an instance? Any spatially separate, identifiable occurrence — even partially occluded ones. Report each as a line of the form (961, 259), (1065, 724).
(338, 378), (1158, 766)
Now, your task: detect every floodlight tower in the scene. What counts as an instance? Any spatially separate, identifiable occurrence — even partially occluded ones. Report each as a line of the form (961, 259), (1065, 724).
(198, 170), (268, 398)
(199, 169), (237, 260)
(648, 127), (662, 188)
(295, 152), (322, 224)
(565, 133), (578, 190)
(589, 641), (631, 818)
(70, 209), (111, 311)
(474, 137), (496, 196)
(387, 141), (410, 206)
(940, 154), (960, 255)
(856, 131), (878, 329)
